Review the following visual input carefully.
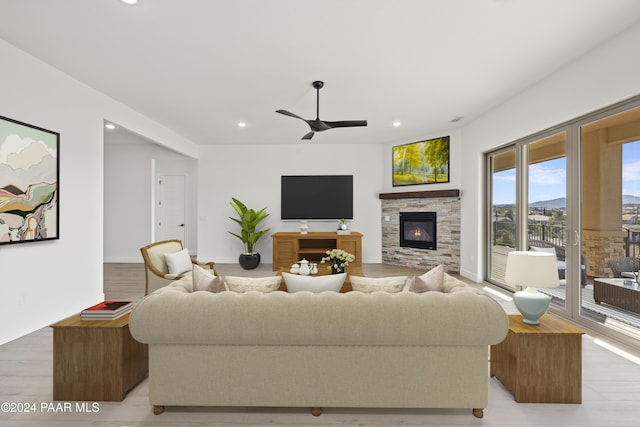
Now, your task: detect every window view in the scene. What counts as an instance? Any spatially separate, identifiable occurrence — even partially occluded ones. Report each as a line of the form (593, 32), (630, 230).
(581, 107), (640, 335)
(528, 134), (567, 310)
(489, 149), (516, 288)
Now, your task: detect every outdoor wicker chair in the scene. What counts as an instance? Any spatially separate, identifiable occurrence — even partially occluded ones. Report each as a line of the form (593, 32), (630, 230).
(606, 257), (640, 278)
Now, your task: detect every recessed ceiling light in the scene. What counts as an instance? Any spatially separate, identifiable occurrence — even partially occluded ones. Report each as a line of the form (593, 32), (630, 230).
(393, 121), (402, 127)
(105, 123), (116, 130)
(120, 0), (139, 5)
(237, 122), (247, 128)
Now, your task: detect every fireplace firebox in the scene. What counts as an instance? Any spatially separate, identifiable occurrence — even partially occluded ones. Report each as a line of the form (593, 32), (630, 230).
(400, 212), (436, 250)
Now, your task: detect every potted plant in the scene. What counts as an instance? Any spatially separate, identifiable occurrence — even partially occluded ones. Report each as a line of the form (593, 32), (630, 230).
(228, 197), (270, 270)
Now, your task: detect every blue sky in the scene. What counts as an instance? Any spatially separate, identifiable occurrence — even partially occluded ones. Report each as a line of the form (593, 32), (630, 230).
(493, 140), (640, 205)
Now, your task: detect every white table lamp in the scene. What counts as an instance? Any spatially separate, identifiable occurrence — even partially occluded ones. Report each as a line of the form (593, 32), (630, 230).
(505, 250), (560, 325)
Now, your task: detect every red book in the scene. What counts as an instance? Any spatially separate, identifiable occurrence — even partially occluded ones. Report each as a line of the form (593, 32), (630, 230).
(81, 301), (133, 317)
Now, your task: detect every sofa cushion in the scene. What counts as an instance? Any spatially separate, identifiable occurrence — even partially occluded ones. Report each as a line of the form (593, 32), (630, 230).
(282, 272), (346, 293)
(530, 246), (556, 256)
(164, 248), (192, 275)
(192, 265), (226, 293)
(350, 275), (408, 293)
(410, 264), (445, 293)
(225, 275), (281, 293)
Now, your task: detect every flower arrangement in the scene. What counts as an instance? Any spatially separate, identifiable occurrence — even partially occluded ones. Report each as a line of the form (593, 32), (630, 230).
(320, 248), (355, 273)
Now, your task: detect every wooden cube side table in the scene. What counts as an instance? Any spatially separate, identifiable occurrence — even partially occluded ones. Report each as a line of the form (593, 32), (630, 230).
(51, 312), (148, 401)
(490, 314), (584, 403)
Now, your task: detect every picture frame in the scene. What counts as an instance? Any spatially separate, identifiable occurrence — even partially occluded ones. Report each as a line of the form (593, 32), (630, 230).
(392, 135), (450, 186)
(0, 115), (59, 245)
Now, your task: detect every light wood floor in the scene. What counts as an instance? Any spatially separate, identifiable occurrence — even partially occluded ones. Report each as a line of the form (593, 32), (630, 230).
(2, 263), (640, 426)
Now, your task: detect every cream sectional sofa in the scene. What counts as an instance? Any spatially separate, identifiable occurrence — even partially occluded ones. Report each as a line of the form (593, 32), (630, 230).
(129, 273), (508, 418)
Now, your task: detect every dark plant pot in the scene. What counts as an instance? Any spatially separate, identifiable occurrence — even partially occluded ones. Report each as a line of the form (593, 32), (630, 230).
(239, 253), (261, 270)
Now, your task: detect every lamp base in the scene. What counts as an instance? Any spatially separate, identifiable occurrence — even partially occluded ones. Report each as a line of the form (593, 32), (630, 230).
(513, 287), (551, 325)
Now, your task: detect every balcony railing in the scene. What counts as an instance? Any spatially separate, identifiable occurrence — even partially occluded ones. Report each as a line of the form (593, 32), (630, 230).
(493, 222), (566, 247)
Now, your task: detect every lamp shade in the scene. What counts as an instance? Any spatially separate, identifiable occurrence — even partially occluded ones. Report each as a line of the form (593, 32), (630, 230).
(505, 250), (559, 289)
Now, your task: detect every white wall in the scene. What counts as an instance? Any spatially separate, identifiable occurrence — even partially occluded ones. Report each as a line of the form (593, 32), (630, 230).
(197, 144), (383, 264)
(460, 23), (640, 282)
(0, 39), (200, 345)
(104, 143), (198, 262)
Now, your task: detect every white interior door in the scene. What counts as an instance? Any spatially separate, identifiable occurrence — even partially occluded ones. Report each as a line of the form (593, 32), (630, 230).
(156, 174), (186, 245)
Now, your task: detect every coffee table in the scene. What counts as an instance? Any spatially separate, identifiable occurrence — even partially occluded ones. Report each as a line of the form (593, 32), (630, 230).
(593, 278), (640, 314)
(50, 312), (148, 401)
(277, 265), (364, 293)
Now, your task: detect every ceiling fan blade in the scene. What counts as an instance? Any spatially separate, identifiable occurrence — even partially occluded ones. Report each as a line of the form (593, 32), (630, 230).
(302, 131), (315, 140)
(323, 120), (368, 128)
(276, 109), (305, 121)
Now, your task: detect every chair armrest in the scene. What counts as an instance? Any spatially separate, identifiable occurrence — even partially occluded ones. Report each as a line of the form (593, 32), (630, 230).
(193, 260), (216, 270)
(164, 273), (182, 280)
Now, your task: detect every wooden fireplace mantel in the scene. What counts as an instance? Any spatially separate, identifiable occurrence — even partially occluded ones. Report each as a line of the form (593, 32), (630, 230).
(378, 189), (460, 200)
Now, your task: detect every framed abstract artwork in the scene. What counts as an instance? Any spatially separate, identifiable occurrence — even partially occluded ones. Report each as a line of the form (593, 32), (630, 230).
(0, 115), (59, 245)
(392, 135), (450, 186)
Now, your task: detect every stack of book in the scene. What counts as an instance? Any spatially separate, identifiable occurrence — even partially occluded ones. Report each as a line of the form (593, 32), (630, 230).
(80, 301), (133, 320)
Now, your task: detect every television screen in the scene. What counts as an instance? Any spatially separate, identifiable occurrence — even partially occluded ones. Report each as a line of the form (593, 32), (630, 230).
(281, 175), (353, 220)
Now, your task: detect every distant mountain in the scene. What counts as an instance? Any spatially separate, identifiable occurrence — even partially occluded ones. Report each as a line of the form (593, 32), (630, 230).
(529, 197), (566, 209)
(500, 194), (640, 209)
(623, 194), (640, 205)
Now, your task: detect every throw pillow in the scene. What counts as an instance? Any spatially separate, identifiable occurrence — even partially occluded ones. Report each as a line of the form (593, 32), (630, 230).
(225, 275), (282, 293)
(192, 264), (226, 293)
(164, 248), (193, 275)
(410, 264), (445, 293)
(350, 275), (408, 293)
(282, 272), (346, 293)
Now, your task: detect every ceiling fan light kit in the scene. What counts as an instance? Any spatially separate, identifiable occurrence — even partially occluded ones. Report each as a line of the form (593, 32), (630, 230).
(276, 80), (367, 140)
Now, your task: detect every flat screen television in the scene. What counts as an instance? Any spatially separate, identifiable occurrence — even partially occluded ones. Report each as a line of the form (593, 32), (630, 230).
(281, 175), (353, 220)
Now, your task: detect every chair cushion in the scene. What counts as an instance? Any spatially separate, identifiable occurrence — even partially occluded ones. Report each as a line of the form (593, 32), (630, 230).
(531, 246), (557, 256)
(146, 241), (184, 274)
(164, 248), (193, 275)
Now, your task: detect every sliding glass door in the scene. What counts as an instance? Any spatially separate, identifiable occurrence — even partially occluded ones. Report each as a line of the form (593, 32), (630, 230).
(485, 96), (640, 344)
(579, 106), (640, 335)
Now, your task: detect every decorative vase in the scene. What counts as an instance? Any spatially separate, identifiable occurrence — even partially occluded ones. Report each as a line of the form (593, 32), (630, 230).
(331, 266), (343, 274)
(239, 253), (261, 270)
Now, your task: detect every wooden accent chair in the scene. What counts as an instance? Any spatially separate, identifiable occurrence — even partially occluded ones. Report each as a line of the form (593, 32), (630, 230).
(140, 239), (216, 295)
(606, 257), (640, 278)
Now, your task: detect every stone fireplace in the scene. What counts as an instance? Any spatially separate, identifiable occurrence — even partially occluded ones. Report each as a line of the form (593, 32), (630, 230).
(380, 190), (460, 272)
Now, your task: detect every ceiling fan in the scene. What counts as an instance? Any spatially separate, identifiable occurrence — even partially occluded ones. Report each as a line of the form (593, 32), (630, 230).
(276, 81), (367, 140)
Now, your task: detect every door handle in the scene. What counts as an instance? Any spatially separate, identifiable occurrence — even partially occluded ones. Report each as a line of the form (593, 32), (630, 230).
(573, 230), (579, 245)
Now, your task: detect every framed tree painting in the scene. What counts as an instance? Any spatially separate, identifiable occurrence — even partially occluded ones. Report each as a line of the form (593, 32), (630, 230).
(392, 135), (450, 186)
(0, 115), (59, 245)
